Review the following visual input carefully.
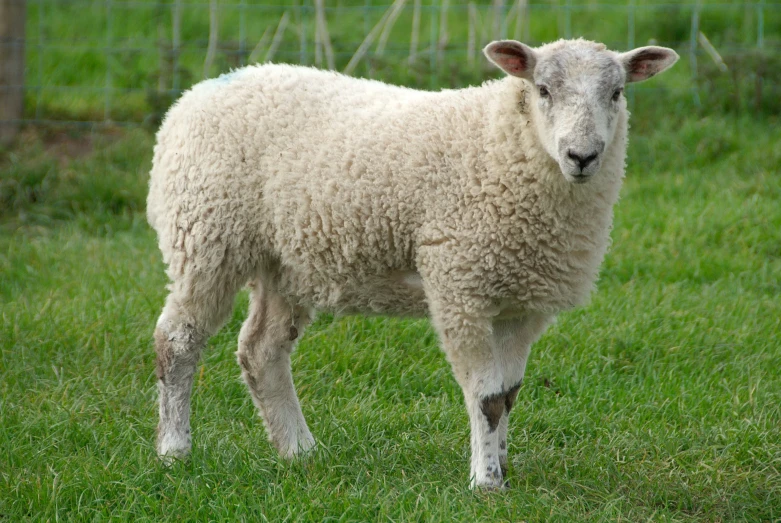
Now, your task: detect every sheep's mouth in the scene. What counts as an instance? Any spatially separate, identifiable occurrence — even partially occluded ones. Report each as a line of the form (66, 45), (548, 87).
(559, 170), (594, 184)
(569, 174), (592, 184)
(559, 159), (601, 183)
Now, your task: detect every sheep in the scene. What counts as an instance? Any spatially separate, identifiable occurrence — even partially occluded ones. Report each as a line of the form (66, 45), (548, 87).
(147, 38), (678, 489)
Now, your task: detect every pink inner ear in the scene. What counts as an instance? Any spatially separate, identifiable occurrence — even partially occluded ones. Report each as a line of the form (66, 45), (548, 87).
(628, 50), (668, 80)
(492, 45), (528, 74)
(500, 55), (527, 74)
(632, 62), (653, 78)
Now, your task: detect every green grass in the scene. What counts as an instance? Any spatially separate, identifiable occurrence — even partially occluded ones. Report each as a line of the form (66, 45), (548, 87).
(3, 1), (781, 518)
(1, 108), (780, 520)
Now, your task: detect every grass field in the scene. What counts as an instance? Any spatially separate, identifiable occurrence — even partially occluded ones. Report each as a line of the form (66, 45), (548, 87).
(2, 111), (780, 520)
(2, 1), (781, 520)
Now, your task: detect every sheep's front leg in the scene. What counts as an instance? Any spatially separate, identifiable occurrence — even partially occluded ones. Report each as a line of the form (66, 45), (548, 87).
(469, 383), (508, 489)
(492, 315), (553, 478)
(429, 302), (554, 489)
(428, 303), (506, 489)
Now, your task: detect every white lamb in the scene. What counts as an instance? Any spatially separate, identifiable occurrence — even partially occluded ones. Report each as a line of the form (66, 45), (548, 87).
(147, 38), (678, 489)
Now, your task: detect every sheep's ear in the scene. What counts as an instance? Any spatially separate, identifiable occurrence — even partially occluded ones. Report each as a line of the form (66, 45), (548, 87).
(618, 46), (679, 83)
(484, 40), (537, 81)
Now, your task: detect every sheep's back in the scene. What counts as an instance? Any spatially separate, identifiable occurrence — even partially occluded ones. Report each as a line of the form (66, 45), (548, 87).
(147, 65), (444, 304)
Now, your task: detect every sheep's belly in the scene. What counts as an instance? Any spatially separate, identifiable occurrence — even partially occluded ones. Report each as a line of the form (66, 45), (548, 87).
(278, 269), (428, 317)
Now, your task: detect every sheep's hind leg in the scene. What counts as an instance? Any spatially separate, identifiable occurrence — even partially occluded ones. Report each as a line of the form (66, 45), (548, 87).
(155, 272), (241, 462)
(237, 282), (315, 458)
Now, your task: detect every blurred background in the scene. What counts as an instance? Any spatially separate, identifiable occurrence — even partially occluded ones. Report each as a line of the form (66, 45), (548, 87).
(1, 0), (779, 134)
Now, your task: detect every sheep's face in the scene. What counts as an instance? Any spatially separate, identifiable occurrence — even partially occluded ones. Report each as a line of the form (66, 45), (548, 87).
(531, 46), (625, 182)
(484, 39), (678, 184)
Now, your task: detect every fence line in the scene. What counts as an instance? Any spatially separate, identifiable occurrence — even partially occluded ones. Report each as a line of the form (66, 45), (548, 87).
(1, 0), (779, 130)
(0, 0), (26, 143)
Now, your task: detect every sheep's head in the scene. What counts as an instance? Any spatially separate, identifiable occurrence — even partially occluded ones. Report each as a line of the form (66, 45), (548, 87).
(484, 39), (678, 183)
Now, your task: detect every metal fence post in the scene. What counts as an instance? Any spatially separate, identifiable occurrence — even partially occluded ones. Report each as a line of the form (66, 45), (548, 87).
(172, 0), (182, 95)
(105, 0), (113, 122)
(689, 3), (701, 108)
(35, 0), (42, 120)
(240, 0), (247, 66)
(627, 0), (636, 107)
(299, 0), (307, 65)
(0, 0), (26, 145)
(430, 3), (437, 89)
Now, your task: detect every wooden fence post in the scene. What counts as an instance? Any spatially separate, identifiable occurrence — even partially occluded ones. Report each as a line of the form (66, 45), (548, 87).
(0, 0), (26, 145)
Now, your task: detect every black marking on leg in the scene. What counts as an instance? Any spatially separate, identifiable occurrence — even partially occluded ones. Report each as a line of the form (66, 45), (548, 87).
(501, 463), (508, 477)
(505, 382), (522, 413)
(481, 393), (505, 433)
(289, 325), (298, 341)
(485, 463), (502, 481)
(500, 440), (506, 451)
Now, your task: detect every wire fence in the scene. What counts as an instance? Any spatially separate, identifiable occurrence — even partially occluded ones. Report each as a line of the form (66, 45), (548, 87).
(2, 0), (781, 131)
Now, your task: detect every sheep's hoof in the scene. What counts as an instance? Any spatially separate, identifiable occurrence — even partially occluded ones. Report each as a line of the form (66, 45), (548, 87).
(470, 474), (507, 491)
(157, 435), (191, 465)
(472, 482), (509, 492)
(286, 443), (318, 460)
(158, 449), (190, 466)
(277, 432), (317, 460)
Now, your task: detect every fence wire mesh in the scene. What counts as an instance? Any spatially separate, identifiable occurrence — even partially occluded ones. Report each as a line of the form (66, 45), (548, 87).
(2, 0), (781, 129)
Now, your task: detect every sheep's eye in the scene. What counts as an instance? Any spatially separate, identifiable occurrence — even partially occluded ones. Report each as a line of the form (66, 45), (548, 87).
(538, 86), (550, 98)
(612, 88), (623, 102)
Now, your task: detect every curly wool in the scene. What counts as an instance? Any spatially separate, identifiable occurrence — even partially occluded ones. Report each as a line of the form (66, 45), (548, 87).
(147, 63), (627, 323)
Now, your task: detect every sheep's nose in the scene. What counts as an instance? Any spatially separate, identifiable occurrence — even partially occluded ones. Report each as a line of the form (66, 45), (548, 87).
(567, 150), (599, 170)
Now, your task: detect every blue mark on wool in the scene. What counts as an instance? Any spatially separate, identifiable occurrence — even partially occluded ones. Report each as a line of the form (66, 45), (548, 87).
(201, 70), (242, 89)
(215, 71), (237, 83)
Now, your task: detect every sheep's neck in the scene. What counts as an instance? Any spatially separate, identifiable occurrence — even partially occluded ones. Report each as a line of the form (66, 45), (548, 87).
(445, 78), (629, 311)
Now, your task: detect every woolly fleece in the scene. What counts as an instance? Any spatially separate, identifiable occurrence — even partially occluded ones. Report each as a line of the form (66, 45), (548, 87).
(147, 62), (626, 324)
